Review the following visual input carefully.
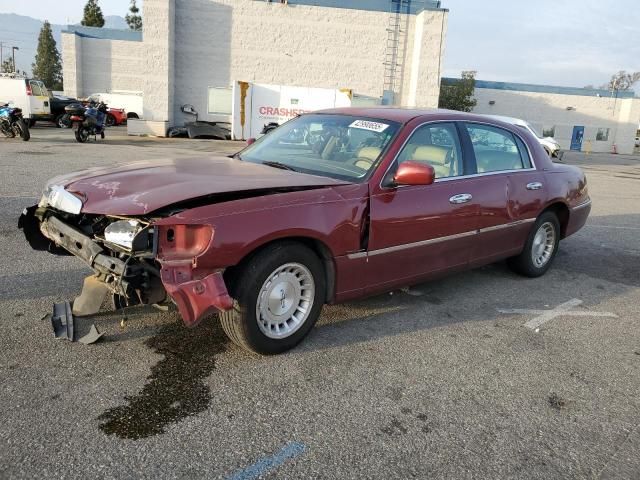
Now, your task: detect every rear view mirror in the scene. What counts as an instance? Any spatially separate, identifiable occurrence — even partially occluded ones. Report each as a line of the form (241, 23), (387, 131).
(393, 161), (435, 186)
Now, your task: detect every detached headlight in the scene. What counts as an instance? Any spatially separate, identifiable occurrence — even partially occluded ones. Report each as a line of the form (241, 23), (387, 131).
(45, 185), (83, 214)
(104, 220), (143, 250)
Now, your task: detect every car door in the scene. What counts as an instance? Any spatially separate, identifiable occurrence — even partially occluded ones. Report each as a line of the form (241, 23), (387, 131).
(462, 122), (545, 266)
(364, 122), (477, 292)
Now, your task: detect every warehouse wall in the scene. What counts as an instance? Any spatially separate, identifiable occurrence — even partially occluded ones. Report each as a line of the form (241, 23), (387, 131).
(171, 0), (447, 125)
(62, 0), (448, 134)
(62, 34), (144, 99)
(473, 87), (640, 155)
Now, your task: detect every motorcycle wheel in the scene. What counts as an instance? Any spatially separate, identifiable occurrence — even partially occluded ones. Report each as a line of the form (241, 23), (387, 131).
(75, 126), (90, 143)
(1, 125), (16, 138)
(15, 119), (30, 141)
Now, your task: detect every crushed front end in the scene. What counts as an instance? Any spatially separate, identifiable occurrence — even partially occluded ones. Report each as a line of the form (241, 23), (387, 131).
(19, 186), (233, 335)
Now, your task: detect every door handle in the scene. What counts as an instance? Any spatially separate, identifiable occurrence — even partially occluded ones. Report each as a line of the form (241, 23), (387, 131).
(449, 193), (473, 204)
(526, 182), (543, 190)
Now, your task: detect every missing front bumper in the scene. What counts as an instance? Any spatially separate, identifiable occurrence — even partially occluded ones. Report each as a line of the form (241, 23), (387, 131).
(20, 208), (233, 329)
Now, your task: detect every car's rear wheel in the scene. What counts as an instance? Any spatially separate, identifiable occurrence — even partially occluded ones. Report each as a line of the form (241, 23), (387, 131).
(508, 212), (560, 277)
(219, 242), (325, 355)
(105, 114), (116, 127)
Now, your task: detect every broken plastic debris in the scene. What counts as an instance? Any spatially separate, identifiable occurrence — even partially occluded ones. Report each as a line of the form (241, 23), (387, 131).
(78, 324), (104, 345)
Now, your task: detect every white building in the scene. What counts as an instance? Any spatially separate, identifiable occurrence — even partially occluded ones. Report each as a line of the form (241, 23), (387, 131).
(466, 79), (640, 155)
(62, 0), (449, 136)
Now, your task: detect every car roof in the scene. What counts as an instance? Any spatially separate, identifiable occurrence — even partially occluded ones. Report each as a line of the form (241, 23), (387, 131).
(314, 107), (521, 127)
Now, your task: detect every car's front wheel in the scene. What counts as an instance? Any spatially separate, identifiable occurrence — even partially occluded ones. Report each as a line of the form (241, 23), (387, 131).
(508, 212), (560, 277)
(220, 242), (325, 355)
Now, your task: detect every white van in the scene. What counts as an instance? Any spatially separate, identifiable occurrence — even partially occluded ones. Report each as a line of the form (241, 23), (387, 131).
(0, 74), (51, 124)
(86, 91), (143, 119)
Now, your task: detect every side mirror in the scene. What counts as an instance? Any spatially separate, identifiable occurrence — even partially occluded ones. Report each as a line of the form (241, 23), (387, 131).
(393, 161), (435, 186)
(247, 137), (256, 146)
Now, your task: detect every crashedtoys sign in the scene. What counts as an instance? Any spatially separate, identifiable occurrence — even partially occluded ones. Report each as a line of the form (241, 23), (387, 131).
(232, 81), (352, 139)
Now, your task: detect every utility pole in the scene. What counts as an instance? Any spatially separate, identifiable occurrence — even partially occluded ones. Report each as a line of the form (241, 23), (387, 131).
(0, 42), (4, 69)
(12, 46), (18, 73)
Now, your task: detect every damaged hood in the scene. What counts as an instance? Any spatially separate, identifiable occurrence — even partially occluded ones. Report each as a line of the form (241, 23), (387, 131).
(47, 156), (350, 215)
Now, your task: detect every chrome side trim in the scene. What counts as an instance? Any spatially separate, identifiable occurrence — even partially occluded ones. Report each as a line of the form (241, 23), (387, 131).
(478, 217), (535, 233)
(365, 230), (477, 258)
(571, 199), (592, 211)
(346, 218), (536, 259)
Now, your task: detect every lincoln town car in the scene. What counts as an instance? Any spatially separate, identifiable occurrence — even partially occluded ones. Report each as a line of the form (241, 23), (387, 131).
(19, 108), (591, 354)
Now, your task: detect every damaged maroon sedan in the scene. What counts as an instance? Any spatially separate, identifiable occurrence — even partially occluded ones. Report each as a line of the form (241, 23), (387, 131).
(19, 108), (591, 354)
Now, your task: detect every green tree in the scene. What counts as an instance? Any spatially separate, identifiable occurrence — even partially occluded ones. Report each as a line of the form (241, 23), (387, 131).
(125, 0), (143, 31)
(1, 57), (17, 74)
(601, 71), (640, 91)
(438, 71), (477, 112)
(81, 0), (105, 28)
(32, 21), (63, 90)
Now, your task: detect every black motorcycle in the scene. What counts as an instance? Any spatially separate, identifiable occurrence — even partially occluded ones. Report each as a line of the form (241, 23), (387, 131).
(0, 103), (30, 141)
(65, 101), (108, 143)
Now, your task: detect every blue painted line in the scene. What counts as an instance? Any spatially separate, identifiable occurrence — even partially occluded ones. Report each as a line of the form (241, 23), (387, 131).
(228, 442), (307, 480)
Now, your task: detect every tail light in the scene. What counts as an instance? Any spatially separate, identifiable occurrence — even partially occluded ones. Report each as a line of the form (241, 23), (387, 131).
(70, 115), (83, 121)
(157, 225), (214, 261)
(26, 84), (32, 96)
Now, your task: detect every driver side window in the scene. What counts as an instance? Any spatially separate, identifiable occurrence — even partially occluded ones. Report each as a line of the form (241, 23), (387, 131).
(397, 123), (463, 179)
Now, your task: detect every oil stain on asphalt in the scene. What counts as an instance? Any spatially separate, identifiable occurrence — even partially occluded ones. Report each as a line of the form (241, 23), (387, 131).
(98, 317), (227, 440)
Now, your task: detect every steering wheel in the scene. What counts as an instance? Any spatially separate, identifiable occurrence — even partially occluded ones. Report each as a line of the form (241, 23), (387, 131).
(353, 157), (375, 170)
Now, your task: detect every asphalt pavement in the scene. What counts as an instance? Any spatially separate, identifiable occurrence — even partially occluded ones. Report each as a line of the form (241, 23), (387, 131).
(1, 127), (639, 479)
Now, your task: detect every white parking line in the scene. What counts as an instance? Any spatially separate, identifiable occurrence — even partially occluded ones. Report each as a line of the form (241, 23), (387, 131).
(498, 298), (618, 331)
(586, 225), (640, 231)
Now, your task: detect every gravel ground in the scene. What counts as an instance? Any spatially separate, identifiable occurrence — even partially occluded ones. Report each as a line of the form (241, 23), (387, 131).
(1, 127), (639, 479)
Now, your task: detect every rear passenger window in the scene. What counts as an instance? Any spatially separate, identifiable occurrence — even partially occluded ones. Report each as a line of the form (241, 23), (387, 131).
(466, 124), (525, 173)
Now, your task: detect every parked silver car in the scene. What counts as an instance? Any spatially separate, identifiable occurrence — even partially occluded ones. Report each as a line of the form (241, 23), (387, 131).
(485, 115), (562, 158)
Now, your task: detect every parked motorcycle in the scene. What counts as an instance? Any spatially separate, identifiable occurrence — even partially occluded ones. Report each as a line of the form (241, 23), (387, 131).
(0, 102), (30, 141)
(66, 101), (108, 143)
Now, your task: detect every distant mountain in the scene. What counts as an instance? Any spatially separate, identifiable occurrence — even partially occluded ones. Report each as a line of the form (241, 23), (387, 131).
(104, 15), (128, 30)
(0, 13), (128, 77)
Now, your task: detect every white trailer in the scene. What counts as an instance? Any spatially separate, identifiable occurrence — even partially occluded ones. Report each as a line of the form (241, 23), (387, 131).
(86, 90), (143, 119)
(231, 82), (352, 140)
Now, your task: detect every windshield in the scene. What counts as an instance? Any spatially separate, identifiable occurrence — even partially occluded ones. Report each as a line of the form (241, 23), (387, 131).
(240, 114), (401, 182)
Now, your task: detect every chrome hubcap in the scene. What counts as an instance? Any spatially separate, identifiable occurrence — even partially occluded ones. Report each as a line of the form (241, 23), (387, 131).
(531, 222), (556, 268)
(256, 263), (315, 339)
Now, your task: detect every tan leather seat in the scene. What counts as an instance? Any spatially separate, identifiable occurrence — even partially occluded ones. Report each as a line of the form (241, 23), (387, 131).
(411, 145), (452, 178)
(476, 150), (522, 173)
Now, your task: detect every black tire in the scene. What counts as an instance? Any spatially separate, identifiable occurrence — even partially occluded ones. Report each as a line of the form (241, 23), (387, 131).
(127, 112), (139, 119)
(15, 119), (30, 141)
(508, 212), (560, 278)
(56, 114), (70, 129)
(219, 242), (326, 355)
(75, 126), (89, 143)
(105, 114), (116, 127)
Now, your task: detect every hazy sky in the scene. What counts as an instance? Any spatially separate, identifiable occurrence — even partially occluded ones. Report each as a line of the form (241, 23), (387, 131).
(0, 0), (135, 24)
(442, 0), (639, 88)
(0, 0), (637, 89)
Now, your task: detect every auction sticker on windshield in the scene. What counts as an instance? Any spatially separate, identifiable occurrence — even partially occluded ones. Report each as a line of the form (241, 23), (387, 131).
(349, 120), (390, 133)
